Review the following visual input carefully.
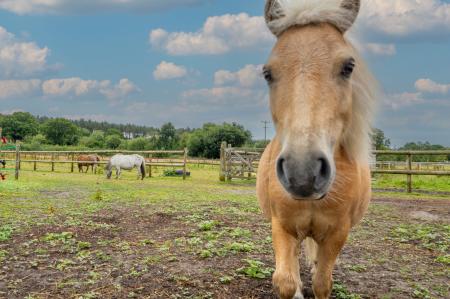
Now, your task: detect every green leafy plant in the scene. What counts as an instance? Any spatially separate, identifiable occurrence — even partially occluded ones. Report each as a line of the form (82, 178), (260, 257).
(237, 259), (273, 279)
(0, 225), (13, 242)
(333, 282), (361, 299)
(198, 220), (219, 231)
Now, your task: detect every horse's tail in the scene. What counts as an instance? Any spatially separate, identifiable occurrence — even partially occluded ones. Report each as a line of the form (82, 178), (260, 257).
(304, 237), (318, 270)
(140, 160), (146, 180)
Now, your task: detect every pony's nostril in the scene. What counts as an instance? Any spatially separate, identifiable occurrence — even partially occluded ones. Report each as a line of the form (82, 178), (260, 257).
(315, 157), (331, 189)
(276, 158), (286, 177)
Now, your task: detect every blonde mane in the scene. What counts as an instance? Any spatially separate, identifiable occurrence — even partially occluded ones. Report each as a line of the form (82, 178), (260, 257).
(266, 0), (358, 36)
(343, 43), (378, 163)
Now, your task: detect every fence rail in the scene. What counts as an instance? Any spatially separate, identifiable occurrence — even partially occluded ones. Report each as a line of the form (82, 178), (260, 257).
(219, 145), (450, 193)
(1, 148), (189, 180)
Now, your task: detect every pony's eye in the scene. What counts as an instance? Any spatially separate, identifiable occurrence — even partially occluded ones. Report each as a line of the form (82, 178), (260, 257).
(341, 58), (355, 79)
(263, 68), (273, 84)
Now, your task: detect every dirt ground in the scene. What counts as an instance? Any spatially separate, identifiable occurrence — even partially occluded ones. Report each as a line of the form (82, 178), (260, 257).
(0, 172), (449, 299)
(1, 198), (449, 299)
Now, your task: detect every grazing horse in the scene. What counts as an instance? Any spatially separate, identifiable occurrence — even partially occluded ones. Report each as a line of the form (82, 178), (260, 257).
(106, 154), (146, 180)
(0, 160), (5, 168)
(77, 155), (101, 173)
(257, 1), (377, 298)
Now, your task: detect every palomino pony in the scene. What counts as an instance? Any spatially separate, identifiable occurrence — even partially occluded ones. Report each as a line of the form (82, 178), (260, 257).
(257, 1), (377, 298)
(106, 154), (146, 180)
(78, 155), (101, 173)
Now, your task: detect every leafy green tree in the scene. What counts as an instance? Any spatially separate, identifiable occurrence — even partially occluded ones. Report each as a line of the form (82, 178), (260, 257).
(0, 112), (39, 141)
(157, 122), (179, 150)
(80, 130), (106, 148)
(128, 137), (153, 151)
(400, 142), (447, 162)
(106, 128), (123, 137)
(41, 118), (80, 146)
(188, 123), (252, 158)
(372, 128), (391, 150)
(22, 134), (47, 151)
(106, 135), (123, 149)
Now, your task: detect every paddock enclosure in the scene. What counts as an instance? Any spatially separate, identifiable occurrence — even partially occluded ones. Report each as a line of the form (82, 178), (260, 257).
(0, 146), (449, 298)
(219, 144), (450, 193)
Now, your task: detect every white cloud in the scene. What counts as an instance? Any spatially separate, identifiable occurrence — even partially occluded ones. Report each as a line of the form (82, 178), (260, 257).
(0, 0), (209, 15)
(415, 78), (450, 94)
(150, 13), (274, 55)
(41, 77), (139, 100)
(0, 79), (41, 99)
(182, 64), (267, 107)
(42, 77), (106, 97)
(363, 43), (396, 56)
(214, 64), (264, 87)
(384, 92), (425, 109)
(359, 0), (450, 38)
(100, 78), (139, 100)
(153, 61), (187, 80)
(0, 26), (50, 78)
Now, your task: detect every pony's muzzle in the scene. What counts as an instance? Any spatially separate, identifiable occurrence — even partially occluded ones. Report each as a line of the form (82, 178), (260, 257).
(276, 152), (332, 200)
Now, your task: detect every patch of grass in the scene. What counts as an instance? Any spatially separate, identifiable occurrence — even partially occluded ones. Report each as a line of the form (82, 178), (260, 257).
(236, 259), (273, 279)
(219, 275), (233, 284)
(435, 254), (450, 265)
(412, 285), (432, 299)
(373, 174), (450, 192)
(333, 282), (361, 299)
(229, 227), (252, 238)
(77, 241), (92, 251)
(228, 242), (254, 253)
(55, 259), (76, 271)
(0, 249), (7, 262)
(346, 264), (367, 273)
(0, 225), (13, 242)
(198, 220), (219, 231)
(42, 232), (74, 244)
(390, 224), (449, 252)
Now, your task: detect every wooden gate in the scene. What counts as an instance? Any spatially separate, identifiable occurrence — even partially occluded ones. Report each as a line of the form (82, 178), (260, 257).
(219, 142), (264, 181)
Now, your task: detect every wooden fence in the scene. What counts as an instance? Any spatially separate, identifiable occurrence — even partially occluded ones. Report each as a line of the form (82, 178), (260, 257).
(373, 150), (450, 193)
(0, 148), (189, 180)
(219, 145), (450, 193)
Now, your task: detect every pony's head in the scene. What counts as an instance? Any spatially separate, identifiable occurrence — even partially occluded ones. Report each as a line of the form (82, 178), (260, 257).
(105, 161), (113, 179)
(264, 0), (376, 200)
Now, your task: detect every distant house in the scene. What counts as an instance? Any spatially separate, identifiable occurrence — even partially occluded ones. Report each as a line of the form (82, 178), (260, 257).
(123, 132), (145, 139)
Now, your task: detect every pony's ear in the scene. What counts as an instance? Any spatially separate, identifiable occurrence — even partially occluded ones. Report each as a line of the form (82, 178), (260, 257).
(340, 0), (360, 32)
(265, 0), (285, 34)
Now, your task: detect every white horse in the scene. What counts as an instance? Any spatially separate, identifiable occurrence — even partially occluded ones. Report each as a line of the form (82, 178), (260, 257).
(106, 154), (146, 180)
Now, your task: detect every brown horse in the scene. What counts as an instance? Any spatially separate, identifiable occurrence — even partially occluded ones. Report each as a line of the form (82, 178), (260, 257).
(78, 155), (101, 173)
(257, 1), (377, 298)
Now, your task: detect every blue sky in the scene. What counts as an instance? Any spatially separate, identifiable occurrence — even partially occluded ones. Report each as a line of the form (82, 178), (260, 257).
(0, 0), (449, 146)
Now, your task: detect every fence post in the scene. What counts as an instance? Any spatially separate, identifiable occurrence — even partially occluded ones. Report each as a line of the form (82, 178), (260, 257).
(51, 153), (55, 172)
(15, 144), (20, 180)
(71, 153), (75, 173)
(183, 147), (188, 180)
(406, 153), (412, 193)
(219, 141), (226, 181)
(148, 154), (152, 178)
(33, 154), (37, 171)
(227, 144), (232, 181)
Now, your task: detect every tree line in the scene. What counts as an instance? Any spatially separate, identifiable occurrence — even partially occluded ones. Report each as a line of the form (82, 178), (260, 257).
(0, 112), (448, 160)
(0, 112), (253, 158)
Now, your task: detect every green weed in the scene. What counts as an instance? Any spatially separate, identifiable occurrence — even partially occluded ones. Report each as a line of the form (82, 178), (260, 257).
(237, 259), (273, 279)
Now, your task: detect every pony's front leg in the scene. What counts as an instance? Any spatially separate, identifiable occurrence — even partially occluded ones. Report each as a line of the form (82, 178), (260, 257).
(312, 228), (350, 299)
(116, 167), (120, 179)
(272, 218), (304, 299)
